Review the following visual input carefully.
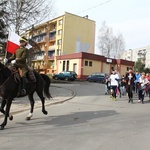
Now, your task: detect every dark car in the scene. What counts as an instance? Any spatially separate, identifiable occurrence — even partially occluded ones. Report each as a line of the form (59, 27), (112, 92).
(86, 72), (106, 83)
(52, 71), (77, 81)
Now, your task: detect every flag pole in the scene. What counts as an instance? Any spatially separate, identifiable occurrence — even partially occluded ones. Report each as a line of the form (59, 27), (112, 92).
(4, 32), (10, 58)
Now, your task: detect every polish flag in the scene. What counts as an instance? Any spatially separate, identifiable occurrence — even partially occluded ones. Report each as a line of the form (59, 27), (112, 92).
(6, 32), (20, 54)
(6, 32), (32, 54)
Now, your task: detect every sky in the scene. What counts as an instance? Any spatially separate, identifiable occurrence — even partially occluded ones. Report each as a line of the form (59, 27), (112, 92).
(52, 0), (150, 54)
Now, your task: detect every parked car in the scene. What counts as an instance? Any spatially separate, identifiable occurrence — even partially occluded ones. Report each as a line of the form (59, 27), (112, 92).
(86, 72), (106, 83)
(52, 71), (77, 81)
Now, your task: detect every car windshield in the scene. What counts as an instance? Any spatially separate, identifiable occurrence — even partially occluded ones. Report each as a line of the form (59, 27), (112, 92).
(91, 73), (105, 77)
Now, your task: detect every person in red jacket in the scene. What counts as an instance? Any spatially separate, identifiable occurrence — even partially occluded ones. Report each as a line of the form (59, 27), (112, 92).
(145, 73), (150, 98)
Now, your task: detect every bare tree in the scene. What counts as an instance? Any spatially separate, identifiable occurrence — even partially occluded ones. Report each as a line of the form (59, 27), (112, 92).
(1, 0), (54, 34)
(98, 21), (125, 58)
(112, 33), (125, 58)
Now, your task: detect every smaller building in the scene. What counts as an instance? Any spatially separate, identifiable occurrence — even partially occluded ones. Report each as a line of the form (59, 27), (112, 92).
(56, 52), (135, 79)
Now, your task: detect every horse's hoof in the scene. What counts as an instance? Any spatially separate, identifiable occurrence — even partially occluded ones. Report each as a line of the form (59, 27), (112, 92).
(26, 117), (31, 121)
(9, 115), (13, 121)
(42, 110), (48, 115)
(0, 125), (4, 130)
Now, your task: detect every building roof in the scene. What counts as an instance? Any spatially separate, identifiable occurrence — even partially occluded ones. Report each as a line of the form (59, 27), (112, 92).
(56, 52), (135, 66)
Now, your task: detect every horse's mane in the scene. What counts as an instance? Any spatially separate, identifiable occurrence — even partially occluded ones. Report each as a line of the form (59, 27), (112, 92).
(0, 62), (11, 78)
(0, 62), (5, 69)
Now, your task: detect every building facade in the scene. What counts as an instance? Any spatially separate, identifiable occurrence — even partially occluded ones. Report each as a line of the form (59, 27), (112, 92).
(25, 12), (95, 74)
(56, 52), (135, 79)
(121, 45), (150, 68)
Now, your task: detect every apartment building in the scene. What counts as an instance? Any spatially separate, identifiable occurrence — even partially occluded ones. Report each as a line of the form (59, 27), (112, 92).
(25, 12), (95, 74)
(121, 45), (150, 68)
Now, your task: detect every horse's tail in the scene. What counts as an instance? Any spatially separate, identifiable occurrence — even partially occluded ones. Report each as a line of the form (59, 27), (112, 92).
(40, 74), (52, 99)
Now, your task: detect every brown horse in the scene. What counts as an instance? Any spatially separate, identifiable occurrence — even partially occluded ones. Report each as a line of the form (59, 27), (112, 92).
(0, 62), (51, 130)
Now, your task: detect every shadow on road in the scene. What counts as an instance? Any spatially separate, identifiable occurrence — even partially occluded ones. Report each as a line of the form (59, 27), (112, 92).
(12, 110), (118, 129)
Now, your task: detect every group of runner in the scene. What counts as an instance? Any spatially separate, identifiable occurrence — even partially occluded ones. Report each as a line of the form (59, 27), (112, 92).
(105, 68), (150, 104)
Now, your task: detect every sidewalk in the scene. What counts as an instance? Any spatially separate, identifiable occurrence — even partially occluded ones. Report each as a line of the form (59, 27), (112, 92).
(0, 85), (76, 116)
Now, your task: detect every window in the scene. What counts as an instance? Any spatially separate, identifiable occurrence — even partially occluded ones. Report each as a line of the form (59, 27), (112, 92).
(66, 60), (69, 71)
(127, 67), (129, 71)
(85, 61), (88, 66)
(57, 39), (62, 45)
(63, 61), (65, 71)
(57, 49), (61, 56)
(89, 61), (92, 67)
(58, 19), (63, 25)
(58, 29), (62, 35)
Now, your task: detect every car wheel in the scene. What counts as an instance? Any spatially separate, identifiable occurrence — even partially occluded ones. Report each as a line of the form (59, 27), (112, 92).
(65, 77), (69, 81)
(55, 76), (58, 80)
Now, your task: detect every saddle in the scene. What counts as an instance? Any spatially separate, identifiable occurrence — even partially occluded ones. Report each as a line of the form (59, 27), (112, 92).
(9, 66), (36, 83)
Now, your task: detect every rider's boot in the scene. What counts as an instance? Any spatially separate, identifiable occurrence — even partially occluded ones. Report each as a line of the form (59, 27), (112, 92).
(21, 77), (27, 95)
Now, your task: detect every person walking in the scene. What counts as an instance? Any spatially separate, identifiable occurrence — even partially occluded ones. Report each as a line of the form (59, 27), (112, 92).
(110, 70), (119, 101)
(134, 70), (141, 95)
(138, 72), (149, 104)
(120, 75), (126, 95)
(145, 73), (150, 97)
(105, 75), (111, 95)
(125, 68), (136, 103)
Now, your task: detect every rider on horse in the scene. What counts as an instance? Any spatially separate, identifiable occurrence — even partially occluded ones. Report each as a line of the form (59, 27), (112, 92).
(4, 36), (28, 95)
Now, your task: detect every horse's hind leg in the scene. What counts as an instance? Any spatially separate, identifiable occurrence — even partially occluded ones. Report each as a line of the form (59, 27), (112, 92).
(26, 93), (35, 120)
(36, 90), (48, 115)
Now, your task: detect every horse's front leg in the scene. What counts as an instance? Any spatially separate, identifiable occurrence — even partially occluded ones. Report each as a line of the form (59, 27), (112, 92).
(0, 97), (6, 114)
(0, 97), (13, 121)
(0, 98), (13, 130)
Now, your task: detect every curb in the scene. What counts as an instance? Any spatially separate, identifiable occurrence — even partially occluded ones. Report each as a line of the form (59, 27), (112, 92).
(0, 86), (76, 118)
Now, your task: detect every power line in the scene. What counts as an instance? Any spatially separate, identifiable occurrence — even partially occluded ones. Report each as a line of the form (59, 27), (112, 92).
(76, 0), (112, 14)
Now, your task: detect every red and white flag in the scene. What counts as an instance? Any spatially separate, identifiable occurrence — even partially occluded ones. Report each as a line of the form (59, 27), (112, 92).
(6, 32), (20, 54)
(6, 32), (32, 54)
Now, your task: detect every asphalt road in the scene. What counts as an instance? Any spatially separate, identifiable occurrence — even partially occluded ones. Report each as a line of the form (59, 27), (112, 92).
(1, 81), (150, 150)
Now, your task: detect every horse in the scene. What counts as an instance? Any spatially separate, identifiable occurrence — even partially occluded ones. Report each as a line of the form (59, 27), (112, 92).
(0, 62), (52, 130)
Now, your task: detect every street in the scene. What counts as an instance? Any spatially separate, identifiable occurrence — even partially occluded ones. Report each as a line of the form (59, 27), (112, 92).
(1, 81), (150, 150)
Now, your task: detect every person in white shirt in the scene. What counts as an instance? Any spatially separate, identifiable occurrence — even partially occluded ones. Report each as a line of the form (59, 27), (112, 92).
(138, 72), (149, 104)
(110, 70), (119, 101)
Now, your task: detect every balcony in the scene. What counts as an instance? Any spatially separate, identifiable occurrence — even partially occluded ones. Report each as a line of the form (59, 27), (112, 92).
(36, 55), (44, 60)
(48, 50), (55, 59)
(31, 51), (45, 61)
(32, 33), (46, 43)
(50, 29), (56, 33)
(49, 45), (55, 50)
(48, 55), (54, 59)
(32, 55), (44, 61)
